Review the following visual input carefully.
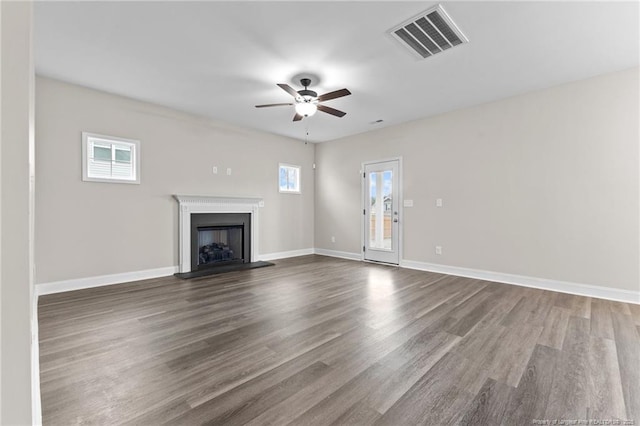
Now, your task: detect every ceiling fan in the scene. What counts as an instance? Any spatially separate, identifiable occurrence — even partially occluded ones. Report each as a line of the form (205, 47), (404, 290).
(255, 78), (351, 122)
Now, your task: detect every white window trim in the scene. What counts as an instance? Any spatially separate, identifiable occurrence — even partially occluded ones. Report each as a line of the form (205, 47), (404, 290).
(82, 132), (141, 184)
(278, 163), (301, 194)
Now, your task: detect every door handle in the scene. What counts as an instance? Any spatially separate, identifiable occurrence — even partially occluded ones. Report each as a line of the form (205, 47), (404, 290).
(393, 218), (398, 223)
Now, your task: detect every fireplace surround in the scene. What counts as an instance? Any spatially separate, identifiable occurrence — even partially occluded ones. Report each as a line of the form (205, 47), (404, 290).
(174, 195), (263, 274)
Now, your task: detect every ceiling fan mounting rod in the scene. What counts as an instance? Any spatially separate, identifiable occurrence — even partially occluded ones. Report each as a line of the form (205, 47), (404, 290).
(298, 78), (317, 99)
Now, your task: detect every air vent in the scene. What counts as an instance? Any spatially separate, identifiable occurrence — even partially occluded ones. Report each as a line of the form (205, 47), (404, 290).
(390, 4), (468, 60)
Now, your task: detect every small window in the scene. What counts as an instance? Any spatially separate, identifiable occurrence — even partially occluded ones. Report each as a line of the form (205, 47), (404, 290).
(82, 132), (140, 184)
(279, 163), (301, 194)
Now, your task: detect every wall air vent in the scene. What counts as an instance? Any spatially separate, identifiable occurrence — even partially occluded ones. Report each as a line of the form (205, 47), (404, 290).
(390, 4), (468, 60)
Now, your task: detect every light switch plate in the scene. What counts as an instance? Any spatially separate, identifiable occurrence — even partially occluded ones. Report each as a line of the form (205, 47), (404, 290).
(403, 199), (414, 207)
(436, 198), (443, 207)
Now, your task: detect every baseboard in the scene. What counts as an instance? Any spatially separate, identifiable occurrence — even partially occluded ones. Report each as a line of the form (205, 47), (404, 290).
(35, 248), (318, 295)
(259, 248), (315, 261)
(313, 248), (362, 261)
(35, 266), (178, 296)
(400, 259), (640, 305)
(34, 255), (639, 305)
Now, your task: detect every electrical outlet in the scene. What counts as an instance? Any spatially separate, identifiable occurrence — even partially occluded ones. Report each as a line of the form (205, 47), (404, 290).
(436, 198), (443, 207)
(212, 166), (218, 174)
(331, 236), (336, 243)
(226, 168), (232, 175)
(435, 246), (442, 255)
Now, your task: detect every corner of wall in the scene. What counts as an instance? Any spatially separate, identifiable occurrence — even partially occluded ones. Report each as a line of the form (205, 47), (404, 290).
(31, 292), (41, 426)
(1, 1), (38, 423)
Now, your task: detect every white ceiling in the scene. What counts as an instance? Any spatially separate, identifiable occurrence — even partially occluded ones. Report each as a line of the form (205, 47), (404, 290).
(34, 1), (639, 143)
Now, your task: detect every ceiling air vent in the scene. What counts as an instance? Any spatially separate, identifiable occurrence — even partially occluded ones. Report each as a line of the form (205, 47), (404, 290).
(390, 4), (468, 60)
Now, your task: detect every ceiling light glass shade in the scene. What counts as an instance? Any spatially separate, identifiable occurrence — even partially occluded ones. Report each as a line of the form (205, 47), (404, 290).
(295, 102), (317, 117)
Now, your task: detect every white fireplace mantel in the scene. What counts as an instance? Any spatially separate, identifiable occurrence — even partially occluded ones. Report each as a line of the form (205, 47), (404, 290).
(174, 195), (263, 273)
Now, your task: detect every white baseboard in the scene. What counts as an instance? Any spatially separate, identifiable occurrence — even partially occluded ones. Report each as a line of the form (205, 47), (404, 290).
(259, 248), (315, 261)
(313, 248), (362, 261)
(35, 248), (318, 296)
(35, 266), (178, 296)
(400, 259), (640, 305)
(34, 254), (639, 305)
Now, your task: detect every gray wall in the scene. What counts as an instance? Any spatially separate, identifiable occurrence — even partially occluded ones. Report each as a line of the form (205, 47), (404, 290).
(35, 77), (315, 284)
(315, 68), (639, 292)
(1, 1), (36, 423)
(36, 67), (639, 294)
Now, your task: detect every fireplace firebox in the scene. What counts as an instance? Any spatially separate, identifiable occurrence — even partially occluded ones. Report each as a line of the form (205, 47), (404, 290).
(197, 225), (243, 265)
(190, 213), (251, 272)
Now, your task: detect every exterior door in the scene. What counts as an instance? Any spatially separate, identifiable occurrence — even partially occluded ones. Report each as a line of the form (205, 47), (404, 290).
(363, 159), (400, 264)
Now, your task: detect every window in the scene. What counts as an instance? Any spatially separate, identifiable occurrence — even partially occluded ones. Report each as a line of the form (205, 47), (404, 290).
(82, 132), (140, 184)
(279, 163), (301, 193)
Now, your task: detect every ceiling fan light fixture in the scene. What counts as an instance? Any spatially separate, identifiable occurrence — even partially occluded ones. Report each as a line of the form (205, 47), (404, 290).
(295, 102), (317, 117)
(256, 78), (350, 121)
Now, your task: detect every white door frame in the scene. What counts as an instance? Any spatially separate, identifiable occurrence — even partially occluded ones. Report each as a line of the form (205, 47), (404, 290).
(361, 157), (403, 265)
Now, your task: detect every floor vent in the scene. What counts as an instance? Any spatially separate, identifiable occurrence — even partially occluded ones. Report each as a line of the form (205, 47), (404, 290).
(390, 4), (468, 60)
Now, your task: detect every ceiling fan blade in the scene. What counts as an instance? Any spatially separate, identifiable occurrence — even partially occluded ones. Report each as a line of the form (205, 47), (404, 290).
(255, 103), (293, 108)
(317, 88), (351, 102)
(293, 113), (303, 122)
(317, 104), (347, 118)
(277, 84), (300, 98)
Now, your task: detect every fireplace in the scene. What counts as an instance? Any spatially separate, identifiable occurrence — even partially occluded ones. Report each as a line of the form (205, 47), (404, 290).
(197, 226), (243, 265)
(174, 195), (263, 274)
(191, 213), (251, 272)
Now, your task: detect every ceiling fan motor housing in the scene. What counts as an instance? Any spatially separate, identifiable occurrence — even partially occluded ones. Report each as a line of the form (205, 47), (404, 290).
(298, 90), (317, 99)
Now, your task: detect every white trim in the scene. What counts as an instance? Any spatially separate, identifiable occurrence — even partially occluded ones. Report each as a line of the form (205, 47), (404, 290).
(400, 259), (640, 305)
(314, 248), (363, 261)
(35, 266), (178, 296)
(33, 254), (639, 305)
(174, 195), (262, 273)
(259, 248), (314, 261)
(31, 292), (42, 425)
(35, 250), (315, 296)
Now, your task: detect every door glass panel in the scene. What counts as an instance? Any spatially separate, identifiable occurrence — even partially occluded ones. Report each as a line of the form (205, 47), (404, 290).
(369, 170), (393, 250)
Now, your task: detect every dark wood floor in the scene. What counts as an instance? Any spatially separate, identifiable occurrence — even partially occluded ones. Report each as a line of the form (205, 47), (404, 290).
(38, 255), (640, 425)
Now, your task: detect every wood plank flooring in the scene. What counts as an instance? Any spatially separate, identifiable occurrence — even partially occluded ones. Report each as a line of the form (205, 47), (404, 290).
(38, 255), (640, 425)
